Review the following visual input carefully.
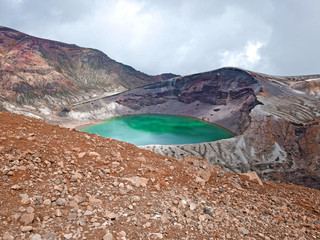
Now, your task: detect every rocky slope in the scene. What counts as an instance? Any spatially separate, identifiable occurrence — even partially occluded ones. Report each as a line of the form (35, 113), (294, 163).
(1, 111), (320, 239)
(0, 26), (176, 119)
(69, 68), (320, 189)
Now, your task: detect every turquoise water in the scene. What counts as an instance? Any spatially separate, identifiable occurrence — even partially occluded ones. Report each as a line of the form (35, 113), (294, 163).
(82, 114), (234, 146)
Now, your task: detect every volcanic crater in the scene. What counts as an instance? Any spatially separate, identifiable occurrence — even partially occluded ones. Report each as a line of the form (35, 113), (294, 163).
(1, 26), (320, 190)
(67, 67), (320, 189)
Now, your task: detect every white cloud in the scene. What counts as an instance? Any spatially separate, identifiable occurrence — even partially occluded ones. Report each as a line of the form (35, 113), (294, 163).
(1, 0), (320, 76)
(220, 41), (264, 69)
(11, 0), (24, 5)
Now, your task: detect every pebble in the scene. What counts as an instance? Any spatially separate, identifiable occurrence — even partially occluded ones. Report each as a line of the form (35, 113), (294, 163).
(26, 206), (35, 213)
(131, 196), (141, 202)
(71, 172), (82, 181)
(35, 196), (43, 205)
(42, 233), (56, 240)
(89, 151), (100, 157)
(239, 227), (249, 235)
(63, 233), (73, 239)
(29, 234), (42, 240)
(43, 199), (51, 205)
(151, 233), (163, 239)
(118, 231), (126, 238)
(20, 193), (29, 199)
(2, 232), (14, 240)
(20, 213), (35, 225)
(103, 232), (113, 240)
(189, 202), (197, 211)
(67, 212), (78, 221)
(56, 198), (66, 206)
(55, 209), (62, 217)
(11, 184), (22, 190)
(105, 211), (117, 220)
(84, 210), (93, 216)
(199, 215), (206, 222)
(89, 197), (102, 205)
(21, 226), (33, 232)
(122, 176), (149, 187)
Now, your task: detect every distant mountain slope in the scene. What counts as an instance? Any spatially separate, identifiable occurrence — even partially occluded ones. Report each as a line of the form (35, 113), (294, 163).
(0, 26), (176, 107)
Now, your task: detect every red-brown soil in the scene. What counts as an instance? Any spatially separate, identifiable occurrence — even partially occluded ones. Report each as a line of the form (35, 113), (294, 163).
(0, 112), (319, 239)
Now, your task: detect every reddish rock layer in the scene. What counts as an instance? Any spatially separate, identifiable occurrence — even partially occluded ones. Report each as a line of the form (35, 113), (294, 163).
(0, 26), (176, 105)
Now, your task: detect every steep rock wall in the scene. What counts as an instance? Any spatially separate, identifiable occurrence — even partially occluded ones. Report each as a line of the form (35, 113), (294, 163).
(70, 68), (261, 134)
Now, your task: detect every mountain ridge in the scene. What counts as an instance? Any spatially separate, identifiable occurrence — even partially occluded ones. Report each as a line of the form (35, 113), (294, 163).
(0, 26), (177, 109)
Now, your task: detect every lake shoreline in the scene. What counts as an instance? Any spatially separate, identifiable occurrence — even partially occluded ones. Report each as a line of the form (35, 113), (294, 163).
(80, 114), (234, 146)
(62, 119), (105, 131)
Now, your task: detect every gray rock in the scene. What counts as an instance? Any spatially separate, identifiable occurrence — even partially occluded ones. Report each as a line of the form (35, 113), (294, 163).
(20, 193), (29, 199)
(84, 210), (93, 216)
(34, 196), (43, 205)
(239, 227), (249, 235)
(56, 198), (66, 206)
(29, 234), (42, 240)
(131, 196), (141, 202)
(103, 233), (113, 240)
(63, 233), (72, 239)
(67, 212), (78, 221)
(42, 233), (56, 240)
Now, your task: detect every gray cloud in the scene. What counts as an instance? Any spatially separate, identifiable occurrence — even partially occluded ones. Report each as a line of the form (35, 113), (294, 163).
(0, 0), (319, 76)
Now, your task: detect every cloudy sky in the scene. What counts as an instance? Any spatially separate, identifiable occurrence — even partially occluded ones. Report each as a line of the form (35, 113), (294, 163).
(1, 0), (319, 76)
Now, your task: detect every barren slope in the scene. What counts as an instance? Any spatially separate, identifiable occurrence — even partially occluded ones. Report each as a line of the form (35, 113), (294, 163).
(0, 26), (176, 117)
(1, 112), (320, 239)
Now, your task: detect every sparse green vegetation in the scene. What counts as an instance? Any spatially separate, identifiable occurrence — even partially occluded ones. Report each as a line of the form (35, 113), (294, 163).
(0, 104), (7, 112)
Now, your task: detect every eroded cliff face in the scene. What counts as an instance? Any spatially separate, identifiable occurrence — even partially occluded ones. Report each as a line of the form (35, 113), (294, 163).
(143, 114), (320, 189)
(70, 68), (261, 134)
(140, 72), (320, 188)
